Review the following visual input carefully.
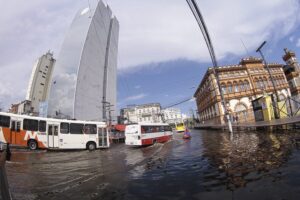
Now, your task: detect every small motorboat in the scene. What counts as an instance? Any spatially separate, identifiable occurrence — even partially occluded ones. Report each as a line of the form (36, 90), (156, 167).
(183, 134), (191, 139)
(183, 131), (191, 139)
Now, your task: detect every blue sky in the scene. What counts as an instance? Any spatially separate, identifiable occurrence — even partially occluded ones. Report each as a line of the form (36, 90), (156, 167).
(0, 0), (300, 116)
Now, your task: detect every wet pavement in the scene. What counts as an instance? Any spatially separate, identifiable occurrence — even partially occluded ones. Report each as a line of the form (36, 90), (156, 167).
(6, 129), (300, 200)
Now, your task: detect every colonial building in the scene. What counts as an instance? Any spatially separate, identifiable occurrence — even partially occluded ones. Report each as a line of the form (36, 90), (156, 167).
(120, 103), (163, 124)
(194, 57), (290, 124)
(161, 108), (183, 124)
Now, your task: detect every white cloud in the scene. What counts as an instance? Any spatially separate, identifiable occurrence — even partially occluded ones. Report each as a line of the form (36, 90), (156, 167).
(134, 85), (141, 89)
(109, 0), (300, 67)
(297, 38), (300, 47)
(125, 93), (147, 101)
(289, 36), (295, 42)
(0, 0), (300, 109)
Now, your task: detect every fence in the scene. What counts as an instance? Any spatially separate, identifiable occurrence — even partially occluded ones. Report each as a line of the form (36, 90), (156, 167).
(273, 96), (300, 118)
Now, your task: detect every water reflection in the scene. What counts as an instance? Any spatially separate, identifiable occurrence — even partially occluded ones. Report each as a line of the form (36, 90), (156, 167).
(6, 130), (300, 200)
(201, 131), (297, 190)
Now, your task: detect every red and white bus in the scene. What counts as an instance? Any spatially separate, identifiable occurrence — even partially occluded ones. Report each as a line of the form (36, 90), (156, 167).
(125, 123), (173, 146)
(0, 112), (109, 150)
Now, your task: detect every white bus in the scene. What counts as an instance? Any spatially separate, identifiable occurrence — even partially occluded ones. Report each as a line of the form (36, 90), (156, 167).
(0, 112), (109, 151)
(125, 123), (173, 146)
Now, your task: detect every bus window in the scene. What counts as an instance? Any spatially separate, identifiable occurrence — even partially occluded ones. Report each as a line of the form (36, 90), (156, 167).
(39, 120), (46, 132)
(0, 115), (10, 127)
(169, 123), (175, 129)
(83, 124), (97, 134)
(159, 126), (164, 132)
(164, 126), (171, 131)
(60, 123), (70, 134)
(70, 123), (84, 134)
(23, 119), (38, 131)
(54, 126), (58, 136)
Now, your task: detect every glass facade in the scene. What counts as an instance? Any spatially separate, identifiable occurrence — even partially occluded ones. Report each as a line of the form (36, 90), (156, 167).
(48, 1), (118, 121)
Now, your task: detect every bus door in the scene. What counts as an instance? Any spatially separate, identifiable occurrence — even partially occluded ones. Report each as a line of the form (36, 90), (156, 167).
(10, 120), (21, 144)
(47, 124), (59, 148)
(98, 128), (108, 147)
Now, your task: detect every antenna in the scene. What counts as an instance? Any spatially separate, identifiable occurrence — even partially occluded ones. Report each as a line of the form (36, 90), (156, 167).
(240, 38), (250, 57)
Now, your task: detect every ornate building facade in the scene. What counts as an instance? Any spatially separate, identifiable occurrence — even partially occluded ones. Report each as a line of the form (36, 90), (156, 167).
(194, 57), (290, 124)
(120, 103), (163, 124)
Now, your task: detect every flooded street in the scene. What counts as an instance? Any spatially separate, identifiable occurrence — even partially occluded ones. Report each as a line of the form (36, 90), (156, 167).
(6, 129), (300, 200)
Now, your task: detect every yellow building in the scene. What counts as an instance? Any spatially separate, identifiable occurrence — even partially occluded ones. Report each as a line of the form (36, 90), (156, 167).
(194, 57), (290, 124)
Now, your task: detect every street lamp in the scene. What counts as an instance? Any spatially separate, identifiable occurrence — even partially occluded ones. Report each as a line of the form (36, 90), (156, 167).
(256, 41), (279, 119)
(186, 0), (233, 133)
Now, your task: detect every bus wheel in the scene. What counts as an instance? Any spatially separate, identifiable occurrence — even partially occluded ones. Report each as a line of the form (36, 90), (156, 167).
(87, 142), (96, 151)
(28, 140), (38, 150)
(153, 139), (157, 144)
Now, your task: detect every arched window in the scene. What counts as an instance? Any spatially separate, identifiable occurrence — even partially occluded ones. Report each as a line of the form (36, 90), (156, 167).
(239, 80), (244, 91)
(259, 77), (265, 89)
(254, 78), (259, 89)
(263, 77), (268, 88)
(268, 77), (273, 88)
(227, 82), (233, 93)
(233, 81), (239, 93)
(244, 80), (250, 91)
(221, 83), (227, 94)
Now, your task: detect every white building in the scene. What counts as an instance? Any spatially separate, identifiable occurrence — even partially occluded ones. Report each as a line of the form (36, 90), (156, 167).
(121, 103), (163, 124)
(48, 0), (119, 121)
(161, 108), (183, 123)
(26, 51), (55, 113)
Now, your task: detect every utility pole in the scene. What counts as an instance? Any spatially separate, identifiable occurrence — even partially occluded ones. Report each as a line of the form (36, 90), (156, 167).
(186, 0), (233, 133)
(256, 41), (279, 119)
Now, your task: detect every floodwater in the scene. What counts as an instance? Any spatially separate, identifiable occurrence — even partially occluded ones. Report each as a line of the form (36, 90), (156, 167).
(6, 129), (300, 200)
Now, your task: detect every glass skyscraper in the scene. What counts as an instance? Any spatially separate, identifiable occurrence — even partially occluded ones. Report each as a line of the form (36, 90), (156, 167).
(48, 0), (119, 121)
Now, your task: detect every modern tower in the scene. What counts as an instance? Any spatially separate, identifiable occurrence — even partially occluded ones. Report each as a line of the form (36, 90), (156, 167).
(26, 51), (55, 113)
(47, 0), (119, 121)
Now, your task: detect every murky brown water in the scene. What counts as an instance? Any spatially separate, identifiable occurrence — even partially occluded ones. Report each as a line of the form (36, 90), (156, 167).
(6, 129), (300, 200)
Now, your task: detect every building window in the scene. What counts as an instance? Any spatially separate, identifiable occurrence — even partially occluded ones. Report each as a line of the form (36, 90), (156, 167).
(263, 78), (268, 88)
(259, 78), (265, 89)
(227, 82), (233, 93)
(239, 81), (244, 91)
(233, 82), (239, 93)
(244, 80), (250, 91)
(221, 83), (226, 94)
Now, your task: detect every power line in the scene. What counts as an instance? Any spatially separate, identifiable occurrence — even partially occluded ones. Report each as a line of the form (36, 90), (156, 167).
(162, 96), (194, 109)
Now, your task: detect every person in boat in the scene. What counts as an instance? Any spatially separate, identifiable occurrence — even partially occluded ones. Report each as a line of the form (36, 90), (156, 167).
(184, 128), (191, 137)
